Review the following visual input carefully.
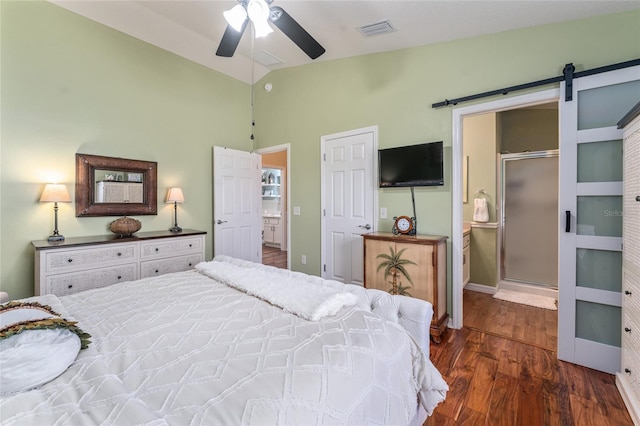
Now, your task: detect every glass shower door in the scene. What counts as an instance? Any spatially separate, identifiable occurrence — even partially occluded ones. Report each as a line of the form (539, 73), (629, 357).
(502, 151), (558, 288)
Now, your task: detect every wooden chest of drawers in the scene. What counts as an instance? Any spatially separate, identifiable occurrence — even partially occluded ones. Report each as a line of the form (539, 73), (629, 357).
(33, 229), (206, 296)
(363, 232), (448, 343)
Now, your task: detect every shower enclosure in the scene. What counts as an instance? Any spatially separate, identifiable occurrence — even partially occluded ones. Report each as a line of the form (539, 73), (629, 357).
(500, 150), (559, 289)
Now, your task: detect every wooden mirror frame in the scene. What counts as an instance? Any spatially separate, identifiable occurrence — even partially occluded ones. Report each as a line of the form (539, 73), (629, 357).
(75, 153), (158, 217)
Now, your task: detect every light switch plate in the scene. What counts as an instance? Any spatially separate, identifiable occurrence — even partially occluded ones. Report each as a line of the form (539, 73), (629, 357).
(380, 207), (387, 219)
(293, 206), (301, 216)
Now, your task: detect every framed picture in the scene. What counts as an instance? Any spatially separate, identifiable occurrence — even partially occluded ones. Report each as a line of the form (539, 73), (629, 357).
(127, 172), (143, 182)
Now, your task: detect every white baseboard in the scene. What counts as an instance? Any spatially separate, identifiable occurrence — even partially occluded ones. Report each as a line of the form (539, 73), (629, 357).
(498, 280), (558, 299)
(464, 282), (497, 294)
(616, 374), (640, 426)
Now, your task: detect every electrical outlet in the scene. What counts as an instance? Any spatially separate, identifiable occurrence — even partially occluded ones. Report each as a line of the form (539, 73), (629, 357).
(380, 207), (387, 219)
(301, 255), (307, 265)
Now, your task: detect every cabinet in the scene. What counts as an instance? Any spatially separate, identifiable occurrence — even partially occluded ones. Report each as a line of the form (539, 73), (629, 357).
(96, 181), (144, 203)
(263, 217), (282, 246)
(363, 232), (448, 343)
(618, 102), (640, 424)
(463, 230), (471, 286)
(33, 229), (206, 296)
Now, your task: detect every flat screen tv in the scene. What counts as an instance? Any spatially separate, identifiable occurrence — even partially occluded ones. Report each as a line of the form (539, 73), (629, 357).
(378, 141), (444, 187)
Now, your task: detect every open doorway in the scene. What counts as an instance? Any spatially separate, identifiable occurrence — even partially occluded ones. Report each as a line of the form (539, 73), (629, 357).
(257, 144), (290, 270)
(451, 89), (560, 330)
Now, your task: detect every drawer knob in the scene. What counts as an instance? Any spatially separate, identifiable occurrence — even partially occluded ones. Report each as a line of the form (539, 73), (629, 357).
(117, 252), (122, 256)
(155, 248), (159, 252)
(67, 258), (73, 263)
(625, 368), (632, 374)
(117, 275), (122, 280)
(67, 285), (73, 289)
(626, 290), (633, 296)
(636, 195), (640, 202)
(155, 269), (159, 273)
(625, 327), (632, 333)
(188, 263), (192, 267)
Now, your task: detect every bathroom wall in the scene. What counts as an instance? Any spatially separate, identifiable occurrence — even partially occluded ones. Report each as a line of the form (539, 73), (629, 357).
(463, 113), (499, 287)
(498, 105), (559, 153)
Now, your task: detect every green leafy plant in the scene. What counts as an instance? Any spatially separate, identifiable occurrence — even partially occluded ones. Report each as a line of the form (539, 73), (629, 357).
(376, 246), (416, 296)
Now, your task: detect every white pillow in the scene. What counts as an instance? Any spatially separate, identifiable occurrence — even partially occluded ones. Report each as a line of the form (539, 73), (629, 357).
(0, 301), (90, 395)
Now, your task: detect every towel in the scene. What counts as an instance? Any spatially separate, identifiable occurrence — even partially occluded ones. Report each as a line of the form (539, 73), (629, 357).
(473, 198), (489, 222)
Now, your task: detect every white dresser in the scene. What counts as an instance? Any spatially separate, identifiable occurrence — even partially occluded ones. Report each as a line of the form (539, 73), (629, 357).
(33, 229), (206, 296)
(618, 102), (640, 425)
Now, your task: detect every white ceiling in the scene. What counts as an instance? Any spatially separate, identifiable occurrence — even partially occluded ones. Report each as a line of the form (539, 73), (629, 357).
(51, 0), (640, 84)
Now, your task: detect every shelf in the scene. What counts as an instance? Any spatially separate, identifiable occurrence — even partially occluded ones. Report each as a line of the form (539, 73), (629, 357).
(262, 183), (281, 187)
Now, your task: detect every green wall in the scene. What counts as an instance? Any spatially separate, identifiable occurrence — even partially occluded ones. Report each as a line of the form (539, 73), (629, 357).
(253, 9), (640, 284)
(0, 1), (251, 299)
(1, 2), (639, 302)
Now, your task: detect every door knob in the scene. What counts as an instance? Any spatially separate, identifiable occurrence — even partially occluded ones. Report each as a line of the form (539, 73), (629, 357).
(358, 224), (372, 230)
(216, 220), (228, 225)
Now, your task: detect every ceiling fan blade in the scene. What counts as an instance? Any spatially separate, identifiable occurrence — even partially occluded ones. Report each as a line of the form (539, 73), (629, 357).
(269, 6), (325, 60)
(216, 20), (248, 57)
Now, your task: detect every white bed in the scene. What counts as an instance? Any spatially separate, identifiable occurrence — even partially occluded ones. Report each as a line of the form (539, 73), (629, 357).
(0, 255), (447, 425)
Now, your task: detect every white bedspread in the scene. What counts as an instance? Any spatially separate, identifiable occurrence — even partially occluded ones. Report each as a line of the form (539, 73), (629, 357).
(0, 265), (447, 425)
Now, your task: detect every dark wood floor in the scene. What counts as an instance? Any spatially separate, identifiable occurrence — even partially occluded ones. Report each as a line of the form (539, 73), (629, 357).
(262, 245), (287, 269)
(426, 290), (632, 425)
(464, 289), (557, 351)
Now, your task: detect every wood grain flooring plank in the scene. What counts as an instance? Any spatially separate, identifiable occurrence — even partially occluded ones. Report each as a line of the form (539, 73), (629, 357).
(465, 355), (498, 415)
(486, 372), (519, 426)
(569, 394), (618, 426)
(516, 375), (545, 425)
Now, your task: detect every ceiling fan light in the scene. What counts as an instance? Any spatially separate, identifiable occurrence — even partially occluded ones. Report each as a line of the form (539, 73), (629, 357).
(253, 20), (273, 38)
(224, 4), (247, 32)
(247, 0), (270, 22)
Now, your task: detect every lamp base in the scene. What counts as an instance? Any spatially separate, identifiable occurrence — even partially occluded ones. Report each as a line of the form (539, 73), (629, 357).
(48, 234), (65, 242)
(169, 226), (182, 233)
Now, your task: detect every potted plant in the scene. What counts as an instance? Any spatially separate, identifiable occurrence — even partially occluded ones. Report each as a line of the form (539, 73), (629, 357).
(376, 246), (416, 296)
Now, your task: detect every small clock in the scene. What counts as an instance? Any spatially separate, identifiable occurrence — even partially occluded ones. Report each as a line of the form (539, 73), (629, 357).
(392, 216), (416, 235)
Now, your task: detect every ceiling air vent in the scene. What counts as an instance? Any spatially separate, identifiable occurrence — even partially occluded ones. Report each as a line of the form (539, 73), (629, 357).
(253, 50), (283, 67)
(357, 20), (396, 37)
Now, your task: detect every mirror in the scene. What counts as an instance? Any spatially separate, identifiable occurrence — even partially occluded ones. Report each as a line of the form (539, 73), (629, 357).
(76, 153), (157, 217)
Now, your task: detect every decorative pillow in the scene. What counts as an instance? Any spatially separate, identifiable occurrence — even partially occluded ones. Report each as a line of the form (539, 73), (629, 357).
(0, 301), (91, 395)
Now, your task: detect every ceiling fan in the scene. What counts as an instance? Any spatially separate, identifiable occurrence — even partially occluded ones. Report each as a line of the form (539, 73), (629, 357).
(216, 0), (326, 60)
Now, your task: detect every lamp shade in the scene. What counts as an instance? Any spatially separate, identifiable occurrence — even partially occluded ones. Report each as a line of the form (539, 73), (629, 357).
(39, 184), (71, 203)
(166, 188), (185, 203)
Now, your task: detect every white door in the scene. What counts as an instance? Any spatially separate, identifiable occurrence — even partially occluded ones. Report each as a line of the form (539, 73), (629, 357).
(558, 66), (640, 374)
(321, 126), (377, 285)
(212, 146), (262, 262)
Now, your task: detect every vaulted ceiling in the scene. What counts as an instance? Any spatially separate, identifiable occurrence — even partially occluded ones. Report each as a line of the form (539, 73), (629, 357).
(51, 0), (640, 84)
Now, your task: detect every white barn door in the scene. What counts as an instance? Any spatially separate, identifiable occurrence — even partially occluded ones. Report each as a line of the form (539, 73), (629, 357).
(212, 146), (262, 263)
(558, 66), (640, 374)
(321, 126), (377, 285)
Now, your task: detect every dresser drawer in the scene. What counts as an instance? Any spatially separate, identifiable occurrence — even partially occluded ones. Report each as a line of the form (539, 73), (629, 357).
(622, 340), (640, 398)
(140, 253), (203, 278)
(47, 263), (138, 296)
(624, 268), (640, 315)
(34, 230), (206, 296)
(463, 233), (471, 248)
(44, 244), (137, 273)
(140, 236), (203, 259)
